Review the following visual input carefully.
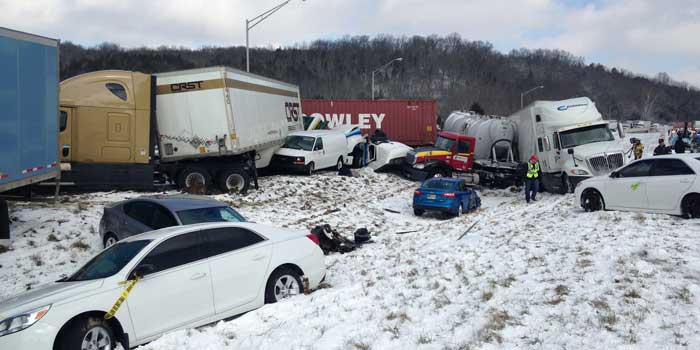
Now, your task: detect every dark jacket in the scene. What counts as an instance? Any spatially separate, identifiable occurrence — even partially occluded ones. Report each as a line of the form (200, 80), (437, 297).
(675, 139), (687, 154)
(653, 144), (670, 156)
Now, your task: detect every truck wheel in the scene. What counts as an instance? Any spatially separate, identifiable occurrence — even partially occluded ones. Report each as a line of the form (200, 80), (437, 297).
(428, 169), (450, 178)
(177, 166), (211, 193)
(306, 162), (315, 176)
(217, 167), (250, 194)
(562, 174), (574, 194)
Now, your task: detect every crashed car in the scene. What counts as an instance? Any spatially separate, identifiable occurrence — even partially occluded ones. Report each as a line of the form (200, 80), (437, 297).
(413, 178), (481, 217)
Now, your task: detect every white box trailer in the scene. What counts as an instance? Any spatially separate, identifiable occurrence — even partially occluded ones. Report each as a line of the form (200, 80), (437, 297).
(155, 66), (302, 167)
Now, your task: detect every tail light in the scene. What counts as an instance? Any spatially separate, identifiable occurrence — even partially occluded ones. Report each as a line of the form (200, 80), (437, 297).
(442, 192), (456, 198)
(306, 234), (319, 245)
(414, 190), (423, 195)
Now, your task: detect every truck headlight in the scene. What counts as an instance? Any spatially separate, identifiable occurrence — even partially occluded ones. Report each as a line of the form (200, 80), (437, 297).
(570, 169), (590, 176)
(413, 164), (425, 169)
(295, 157), (304, 162)
(0, 304), (51, 337)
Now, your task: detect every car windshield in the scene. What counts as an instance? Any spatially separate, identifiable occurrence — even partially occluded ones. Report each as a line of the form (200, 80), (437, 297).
(435, 136), (455, 151)
(282, 136), (316, 151)
(423, 179), (457, 190)
(64, 240), (151, 282)
(559, 124), (614, 149)
(177, 206), (245, 225)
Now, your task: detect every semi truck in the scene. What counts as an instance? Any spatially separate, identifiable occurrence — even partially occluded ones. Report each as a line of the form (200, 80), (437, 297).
(405, 97), (627, 193)
(0, 27), (60, 245)
(58, 66), (302, 193)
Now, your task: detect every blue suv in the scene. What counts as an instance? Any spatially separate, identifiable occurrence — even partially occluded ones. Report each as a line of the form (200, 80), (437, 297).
(413, 178), (481, 217)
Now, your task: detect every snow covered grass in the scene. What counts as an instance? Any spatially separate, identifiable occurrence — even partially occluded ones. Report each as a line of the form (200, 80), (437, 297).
(1, 167), (700, 349)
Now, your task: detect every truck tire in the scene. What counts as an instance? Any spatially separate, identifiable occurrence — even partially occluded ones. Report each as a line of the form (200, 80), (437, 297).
(0, 200), (9, 244)
(177, 166), (211, 193)
(428, 168), (452, 178)
(306, 162), (315, 176)
(561, 174), (574, 194)
(336, 157), (344, 170)
(217, 167), (250, 194)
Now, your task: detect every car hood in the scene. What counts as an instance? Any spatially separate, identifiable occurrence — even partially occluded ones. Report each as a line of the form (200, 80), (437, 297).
(0, 280), (103, 319)
(275, 147), (308, 157)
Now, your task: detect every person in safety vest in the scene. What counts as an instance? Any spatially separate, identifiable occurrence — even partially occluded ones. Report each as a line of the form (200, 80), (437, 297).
(525, 154), (540, 203)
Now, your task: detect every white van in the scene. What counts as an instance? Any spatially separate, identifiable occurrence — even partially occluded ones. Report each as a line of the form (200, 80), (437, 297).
(272, 130), (350, 174)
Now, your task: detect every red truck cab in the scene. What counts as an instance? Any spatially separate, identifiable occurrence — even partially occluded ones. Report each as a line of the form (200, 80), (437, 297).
(404, 132), (476, 180)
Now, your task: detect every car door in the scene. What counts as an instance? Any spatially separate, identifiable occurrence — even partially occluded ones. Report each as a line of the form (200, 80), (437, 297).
(201, 227), (273, 313)
(121, 201), (154, 237)
(312, 137), (329, 168)
(125, 231), (214, 341)
(450, 138), (473, 172)
(604, 160), (653, 209)
(646, 159), (696, 211)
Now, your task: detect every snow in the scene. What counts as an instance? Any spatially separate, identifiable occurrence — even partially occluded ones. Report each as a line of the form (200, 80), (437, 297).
(2, 162), (700, 349)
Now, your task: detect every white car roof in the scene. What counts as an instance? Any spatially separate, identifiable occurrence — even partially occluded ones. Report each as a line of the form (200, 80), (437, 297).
(289, 130), (344, 137)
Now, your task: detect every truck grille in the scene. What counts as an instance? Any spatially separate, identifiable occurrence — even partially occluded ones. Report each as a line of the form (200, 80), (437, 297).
(587, 153), (624, 175)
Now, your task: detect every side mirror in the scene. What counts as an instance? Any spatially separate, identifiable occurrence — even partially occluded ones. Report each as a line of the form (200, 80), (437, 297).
(131, 264), (155, 279)
(567, 149), (574, 155)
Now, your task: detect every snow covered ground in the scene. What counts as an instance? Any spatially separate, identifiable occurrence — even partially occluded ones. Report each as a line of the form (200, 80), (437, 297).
(2, 162), (700, 349)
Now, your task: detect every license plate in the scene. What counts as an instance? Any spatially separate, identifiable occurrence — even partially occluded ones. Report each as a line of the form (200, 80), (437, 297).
(427, 194), (436, 200)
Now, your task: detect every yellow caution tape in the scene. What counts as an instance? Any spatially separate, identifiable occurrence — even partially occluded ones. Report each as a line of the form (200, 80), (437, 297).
(104, 275), (141, 320)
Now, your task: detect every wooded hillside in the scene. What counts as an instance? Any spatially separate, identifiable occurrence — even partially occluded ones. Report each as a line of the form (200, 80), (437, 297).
(59, 34), (700, 123)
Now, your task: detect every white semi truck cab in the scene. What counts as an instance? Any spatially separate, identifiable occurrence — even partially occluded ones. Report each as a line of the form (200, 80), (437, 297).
(510, 97), (626, 193)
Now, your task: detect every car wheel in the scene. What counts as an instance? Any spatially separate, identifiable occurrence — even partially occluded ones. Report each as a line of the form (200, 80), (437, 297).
(306, 162), (315, 176)
(336, 157), (344, 170)
(582, 189), (604, 212)
(413, 208), (425, 216)
(177, 166), (211, 193)
(57, 316), (116, 350)
(681, 194), (700, 219)
(103, 233), (119, 248)
(265, 267), (303, 303)
(457, 204), (464, 216)
(217, 167), (250, 194)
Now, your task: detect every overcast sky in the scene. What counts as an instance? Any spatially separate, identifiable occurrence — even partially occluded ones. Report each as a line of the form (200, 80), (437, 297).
(2, 0), (699, 87)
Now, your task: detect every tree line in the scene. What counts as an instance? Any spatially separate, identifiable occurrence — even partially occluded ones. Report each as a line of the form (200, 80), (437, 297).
(59, 34), (700, 124)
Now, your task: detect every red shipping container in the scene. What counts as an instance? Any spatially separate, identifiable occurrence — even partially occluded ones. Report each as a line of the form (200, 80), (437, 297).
(301, 99), (438, 146)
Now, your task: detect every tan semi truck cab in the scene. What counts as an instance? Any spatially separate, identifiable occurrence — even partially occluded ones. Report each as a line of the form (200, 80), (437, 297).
(59, 67), (303, 192)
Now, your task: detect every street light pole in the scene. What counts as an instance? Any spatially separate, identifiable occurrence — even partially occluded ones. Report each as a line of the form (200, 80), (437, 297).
(371, 57), (403, 100)
(246, 0), (302, 72)
(520, 85), (544, 109)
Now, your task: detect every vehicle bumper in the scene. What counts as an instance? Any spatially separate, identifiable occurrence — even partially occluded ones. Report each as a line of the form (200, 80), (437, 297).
(271, 162), (309, 173)
(413, 202), (458, 214)
(402, 164), (429, 181)
(0, 321), (58, 350)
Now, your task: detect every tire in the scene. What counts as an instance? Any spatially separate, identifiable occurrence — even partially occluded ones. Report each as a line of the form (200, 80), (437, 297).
(581, 189), (604, 212)
(336, 157), (344, 170)
(103, 233), (119, 248)
(176, 166), (211, 193)
(56, 316), (116, 350)
(428, 169), (451, 178)
(216, 167), (250, 194)
(456, 204), (464, 216)
(265, 267), (303, 303)
(562, 174), (574, 194)
(681, 194), (700, 219)
(306, 162), (315, 176)
(414, 208), (425, 216)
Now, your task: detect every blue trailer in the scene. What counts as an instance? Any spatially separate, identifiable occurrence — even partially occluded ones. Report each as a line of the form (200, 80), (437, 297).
(0, 27), (60, 244)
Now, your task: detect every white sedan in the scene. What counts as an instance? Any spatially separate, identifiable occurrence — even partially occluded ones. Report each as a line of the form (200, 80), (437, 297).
(0, 222), (326, 350)
(575, 154), (700, 218)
